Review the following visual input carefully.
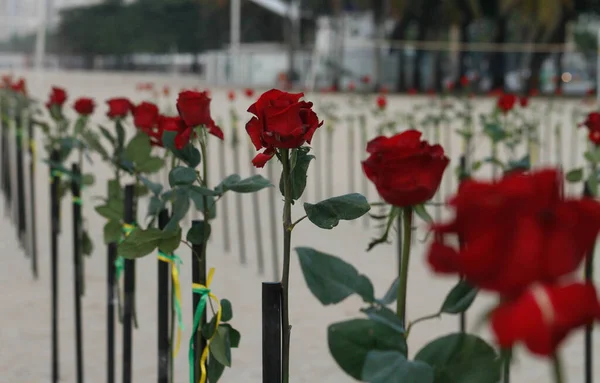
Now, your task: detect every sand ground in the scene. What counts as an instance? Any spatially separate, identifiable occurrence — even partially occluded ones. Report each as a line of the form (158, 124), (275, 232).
(0, 70), (598, 382)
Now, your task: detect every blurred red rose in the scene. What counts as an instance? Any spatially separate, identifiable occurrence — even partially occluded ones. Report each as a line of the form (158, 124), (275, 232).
(376, 95), (387, 110)
(427, 169), (600, 296)
(46, 87), (67, 109)
(133, 102), (160, 131)
(163, 86), (170, 96)
(348, 82), (356, 91)
(246, 89), (322, 167)
(228, 90), (236, 101)
(529, 88), (540, 97)
(361, 75), (371, 84)
(519, 96), (529, 108)
(447, 81), (455, 91)
(362, 130), (449, 207)
(379, 85), (389, 94)
(10, 78), (26, 95)
(244, 88), (255, 98)
(106, 98), (133, 119)
(176, 90), (223, 149)
(491, 283), (600, 356)
(497, 94), (517, 113)
(459, 76), (469, 87)
(73, 97), (95, 116)
(408, 88), (418, 95)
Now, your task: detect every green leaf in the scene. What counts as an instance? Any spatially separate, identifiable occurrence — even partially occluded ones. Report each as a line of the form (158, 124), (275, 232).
(118, 227), (164, 259)
(279, 147), (314, 201)
(566, 168), (584, 183)
(210, 326), (232, 367)
(137, 156), (165, 174)
(328, 318), (407, 380)
(188, 192), (217, 220)
(135, 184), (149, 198)
(414, 204), (432, 224)
(80, 130), (110, 160)
(124, 132), (152, 165)
(588, 170), (598, 197)
(483, 122), (507, 143)
(103, 220), (122, 244)
(95, 199), (123, 221)
(165, 188), (190, 231)
(304, 193), (371, 229)
(139, 176), (163, 196)
(362, 350), (434, 383)
(507, 154), (530, 172)
(360, 306), (404, 333)
(98, 125), (116, 146)
(169, 166), (197, 187)
(220, 299), (233, 322)
(82, 230), (94, 256)
(415, 333), (501, 383)
(82, 173), (95, 186)
(157, 228), (182, 254)
(147, 196), (165, 217)
(296, 247), (375, 304)
(220, 324), (241, 348)
(202, 315), (219, 339)
(107, 179), (122, 201)
(207, 353), (226, 383)
(216, 174), (272, 194)
(162, 130), (201, 167)
(186, 221), (212, 245)
(440, 280), (478, 314)
(116, 120), (126, 149)
(187, 185), (219, 197)
(377, 277), (399, 305)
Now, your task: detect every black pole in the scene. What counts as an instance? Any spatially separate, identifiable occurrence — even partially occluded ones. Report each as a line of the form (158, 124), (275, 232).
(50, 149), (60, 383)
(122, 184), (136, 383)
(1, 106), (7, 210)
(3, 103), (13, 219)
(458, 155), (467, 334)
(107, 242), (117, 383)
(262, 282), (282, 383)
(28, 113), (38, 278)
(15, 111), (26, 249)
(71, 163), (84, 383)
(191, 220), (207, 383)
(157, 209), (170, 383)
(583, 183), (594, 383)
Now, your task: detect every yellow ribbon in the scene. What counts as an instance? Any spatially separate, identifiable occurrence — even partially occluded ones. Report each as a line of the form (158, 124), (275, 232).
(158, 251), (184, 357)
(189, 268), (222, 383)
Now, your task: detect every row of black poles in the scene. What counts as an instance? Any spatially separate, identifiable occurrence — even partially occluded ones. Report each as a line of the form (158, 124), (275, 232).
(157, 209), (171, 383)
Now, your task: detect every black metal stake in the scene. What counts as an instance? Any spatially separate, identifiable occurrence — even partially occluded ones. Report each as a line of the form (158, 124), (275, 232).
(27, 113), (38, 278)
(191, 220), (207, 383)
(158, 209), (171, 383)
(583, 183), (594, 383)
(458, 155), (467, 334)
(122, 184), (136, 383)
(262, 282), (282, 383)
(1, 109), (7, 211)
(107, 242), (117, 383)
(71, 163), (84, 383)
(50, 149), (60, 383)
(15, 111), (26, 249)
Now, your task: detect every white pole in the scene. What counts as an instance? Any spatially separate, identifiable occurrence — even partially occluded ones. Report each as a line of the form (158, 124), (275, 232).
(34, 0), (47, 72)
(230, 0), (241, 86)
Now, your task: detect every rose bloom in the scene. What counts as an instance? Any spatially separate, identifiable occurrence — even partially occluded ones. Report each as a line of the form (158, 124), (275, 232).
(491, 283), (600, 356)
(46, 87), (67, 109)
(408, 88), (418, 95)
(163, 85), (170, 97)
(175, 90), (224, 149)
(379, 85), (389, 94)
(10, 78), (26, 95)
(106, 98), (133, 119)
(244, 88), (255, 98)
(133, 102), (160, 131)
(376, 95), (387, 110)
(348, 82), (356, 91)
(144, 115), (185, 147)
(447, 81), (455, 91)
(529, 88), (540, 97)
(519, 96), (529, 108)
(427, 169), (600, 297)
(497, 93), (517, 113)
(459, 75), (469, 87)
(361, 75), (371, 84)
(362, 130), (449, 207)
(228, 90), (236, 101)
(73, 97), (95, 116)
(246, 89), (322, 167)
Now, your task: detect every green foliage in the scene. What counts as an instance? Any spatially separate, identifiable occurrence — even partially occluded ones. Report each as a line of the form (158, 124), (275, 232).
(304, 193), (371, 229)
(118, 226), (182, 259)
(215, 174), (272, 194)
(362, 351), (434, 383)
(279, 147), (314, 201)
(440, 280), (478, 314)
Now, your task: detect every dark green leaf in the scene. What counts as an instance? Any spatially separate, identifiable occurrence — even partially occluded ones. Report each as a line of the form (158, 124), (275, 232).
(82, 173), (95, 186)
(169, 166), (197, 187)
(147, 196), (165, 217)
(279, 147), (314, 201)
(81, 130), (110, 160)
(210, 326), (232, 367)
(566, 168), (584, 183)
(107, 179), (122, 201)
(116, 120), (126, 149)
(162, 130), (201, 167)
(124, 133), (152, 165)
(207, 354), (226, 383)
(362, 350), (434, 383)
(186, 221), (212, 245)
(202, 315), (219, 339)
(483, 123), (507, 143)
(95, 198), (123, 221)
(139, 176), (163, 196)
(165, 188), (191, 231)
(220, 299), (233, 322)
(296, 247), (375, 304)
(378, 277), (399, 305)
(137, 156), (165, 174)
(187, 185), (218, 197)
(220, 324), (241, 348)
(135, 184), (149, 198)
(440, 280), (478, 314)
(118, 227), (164, 259)
(157, 228), (182, 254)
(304, 193), (371, 229)
(414, 204), (432, 224)
(360, 306), (404, 333)
(98, 125), (116, 146)
(216, 174), (272, 194)
(415, 333), (501, 383)
(103, 220), (122, 244)
(328, 318), (407, 380)
(507, 154), (530, 172)
(189, 192), (217, 220)
(82, 230), (94, 256)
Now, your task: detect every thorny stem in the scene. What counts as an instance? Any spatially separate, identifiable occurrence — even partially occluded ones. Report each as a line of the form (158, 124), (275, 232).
(281, 148), (293, 383)
(198, 130), (211, 374)
(397, 207), (413, 328)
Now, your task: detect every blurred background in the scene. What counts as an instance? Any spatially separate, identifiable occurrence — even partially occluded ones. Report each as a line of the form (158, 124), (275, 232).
(1, 0), (600, 95)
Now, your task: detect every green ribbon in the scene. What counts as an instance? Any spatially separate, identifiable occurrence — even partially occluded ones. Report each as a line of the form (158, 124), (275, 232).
(189, 284), (210, 383)
(158, 250), (184, 331)
(72, 197), (82, 205)
(115, 224), (135, 281)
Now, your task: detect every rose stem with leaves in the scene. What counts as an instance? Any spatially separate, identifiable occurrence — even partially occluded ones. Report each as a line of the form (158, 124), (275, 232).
(218, 118), (231, 253)
(280, 148), (294, 383)
(231, 121), (247, 264)
(396, 206), (413, 329)
(246, 141), (265, 274)
(267, 160), (280, 280)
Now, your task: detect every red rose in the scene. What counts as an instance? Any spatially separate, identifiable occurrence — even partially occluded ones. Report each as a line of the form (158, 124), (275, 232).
(497, 94), (517, 113)
(379, 85), (389, 94)
(133, 102), (160, 131)
(555, 88), (563, 96)
(106, 98), (133, 119)
(408, 88), (418, 95)
(228, 90), (236, 101)
(489, 88), (504, 97)
(46, 87), (67, 109)
(581, 112), (600, 131)
(145, 115), (184, 147)
(427, 169), (600, 296)
(163, 85), (170, 96)
(491, 283), (600, 356)
(519, 96), (529, 108)
(73, 97), (95, 116)
(447, 81), (455, 91)
(529, 88), (540, 97)
(10, 78), (26, 95)
(245, 89), (323, 167)
(244, 88), (255, 98)
(459, 76), (469, 87)
(362, 130), (449, 207)
(2, 75), (12, 87)
(376, 95), (387, 110)
(361, 75), (371, 84)
(589, 130), (600, 145)
(586, 88), (595, 96)
(348, 82), (356, 91)
(175, 90), (223, 149)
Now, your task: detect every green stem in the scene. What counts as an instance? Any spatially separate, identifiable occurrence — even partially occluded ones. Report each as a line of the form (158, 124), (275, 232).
(552, 353), (564, 383)
(281, 148), (293, 383)
(502, 348), (511, 383)
(198, 134), (211, 372)
(396, 206), (413, 328)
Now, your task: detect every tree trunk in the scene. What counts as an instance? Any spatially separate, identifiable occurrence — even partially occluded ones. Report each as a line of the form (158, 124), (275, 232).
(490, 15), (508, 91)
